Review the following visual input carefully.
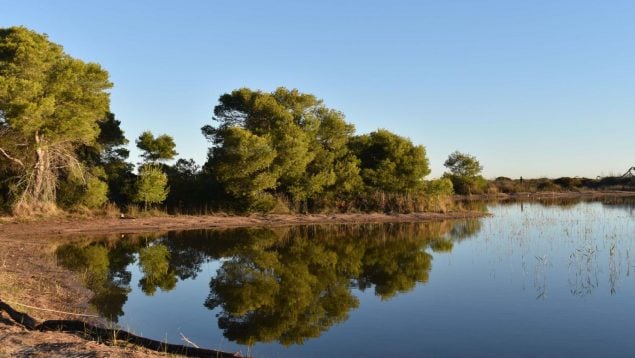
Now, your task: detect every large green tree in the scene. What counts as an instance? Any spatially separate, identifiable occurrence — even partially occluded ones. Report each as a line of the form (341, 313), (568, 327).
(0, 27), (112, 212)
(208, 126), (278, 210)
(444, 151), (483, 177)
(297, 107), (362, 205)
(203, 87), (362, 211)
(443, 151), (486, 194)
(349, 129), (430, 193)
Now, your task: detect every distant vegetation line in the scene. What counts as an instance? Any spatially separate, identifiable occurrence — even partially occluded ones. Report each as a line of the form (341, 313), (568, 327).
(488, 176), (635, 195)
(0, 27), (632, 217)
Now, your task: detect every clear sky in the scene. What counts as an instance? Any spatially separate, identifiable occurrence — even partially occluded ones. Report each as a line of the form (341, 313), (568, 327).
(2, 0), (634, 178)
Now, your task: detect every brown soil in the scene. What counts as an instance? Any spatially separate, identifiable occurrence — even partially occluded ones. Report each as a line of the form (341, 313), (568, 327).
(0, 211), (486, 240)
(0, 324), (173, 357)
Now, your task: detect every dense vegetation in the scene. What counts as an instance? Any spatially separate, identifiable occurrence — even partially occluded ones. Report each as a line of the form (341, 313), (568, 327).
(0, 27), (457, 216)
(1, 27), (631, 216)
(488, 176), (635, 194)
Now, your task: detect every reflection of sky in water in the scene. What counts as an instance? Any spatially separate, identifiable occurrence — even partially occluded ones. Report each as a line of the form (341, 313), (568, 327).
(119, 260), (232, 352)
(58, 199), (635, 357)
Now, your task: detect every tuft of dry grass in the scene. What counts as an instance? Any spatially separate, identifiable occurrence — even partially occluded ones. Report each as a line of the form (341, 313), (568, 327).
(123, 204), (168, 218)
(11, 201), (61, 219)
(99, 202), (122, 218)
(0, 270), (19, 298)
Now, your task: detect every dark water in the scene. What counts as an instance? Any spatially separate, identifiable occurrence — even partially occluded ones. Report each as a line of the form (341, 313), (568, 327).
(56, 198), (635, 357)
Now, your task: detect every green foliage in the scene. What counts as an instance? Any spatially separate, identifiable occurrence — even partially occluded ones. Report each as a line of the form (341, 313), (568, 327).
(205, 88), (315, 195)
(301, 108), (362, 201)
(443, 151), (485, 195)
(204, 87), (364, 211)
(425, 178), (454, 196)
(0, 26), (111, 210)
(164, 159), (205, 212)
(0, 27), (111, 144)
(136, 131), (178, 163)
(488, 176), (635, 194)
(201, 87), (444, 212)
(56, 168), (108, 209)
(81, 175), (108, 209)
(444, 151), (483, 177)
(536, 178), (561, 192)
(74, 112), (134, 206)
(135, 165), (169, 209)
(210, 127), (278, 201)
(444, 174), (487, 195)
(349, 129), (430, 193)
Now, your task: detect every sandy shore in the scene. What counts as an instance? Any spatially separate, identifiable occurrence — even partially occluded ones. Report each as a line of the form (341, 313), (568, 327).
(0, 211), (486, 240)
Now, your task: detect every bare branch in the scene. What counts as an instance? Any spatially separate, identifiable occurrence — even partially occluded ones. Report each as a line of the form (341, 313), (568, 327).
(0, 147), (25, 168)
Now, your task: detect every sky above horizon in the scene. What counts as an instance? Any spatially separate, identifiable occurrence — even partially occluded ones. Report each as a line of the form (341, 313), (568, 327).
(2, 0), (634, 178)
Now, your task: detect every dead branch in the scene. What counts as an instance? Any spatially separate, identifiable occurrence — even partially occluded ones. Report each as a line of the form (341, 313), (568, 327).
(0, 147), (25, 168)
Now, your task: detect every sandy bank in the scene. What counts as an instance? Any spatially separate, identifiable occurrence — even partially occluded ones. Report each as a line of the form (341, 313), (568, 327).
(0, 211), (486, 240)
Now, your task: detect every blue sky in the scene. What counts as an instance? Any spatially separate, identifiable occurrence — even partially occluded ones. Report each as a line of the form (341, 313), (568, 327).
(2, 0), (634, 178)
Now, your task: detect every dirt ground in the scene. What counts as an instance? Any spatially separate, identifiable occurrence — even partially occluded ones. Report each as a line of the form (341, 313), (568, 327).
(0, 211), (487, 240)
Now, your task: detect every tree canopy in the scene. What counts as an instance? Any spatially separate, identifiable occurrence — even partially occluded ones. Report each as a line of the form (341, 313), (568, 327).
(349, 129), (430, 193)
(135, 165), (169, 209)
(203, 87), (369, 211)
(443, 151), (486, 195)
(0, 27), (448, 215)
(136, 131), (177, 163)
(0, 26), (111, 212)
(444, 151), (483, 178)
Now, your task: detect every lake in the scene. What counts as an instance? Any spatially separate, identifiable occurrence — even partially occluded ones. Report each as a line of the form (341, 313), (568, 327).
(55, 198), (635, 357)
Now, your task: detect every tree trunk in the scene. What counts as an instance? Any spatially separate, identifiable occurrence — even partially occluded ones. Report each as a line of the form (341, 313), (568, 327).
(29, 132), (55, 205)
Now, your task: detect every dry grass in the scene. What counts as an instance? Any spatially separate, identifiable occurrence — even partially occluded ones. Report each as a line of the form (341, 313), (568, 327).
(0, 270), (20, 301)
(1, 201), (175, 223)
(11, 201), (61, 218)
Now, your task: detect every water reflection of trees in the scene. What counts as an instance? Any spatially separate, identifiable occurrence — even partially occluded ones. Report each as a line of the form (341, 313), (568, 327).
(56, 241), (131, 320)
(202, 222), (483, 345)
(55, 220), (483, 344)
(55, 235), (177, 321)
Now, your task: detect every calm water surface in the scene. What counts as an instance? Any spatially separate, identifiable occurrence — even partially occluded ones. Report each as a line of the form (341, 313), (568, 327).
(56, 199), (635, 357)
